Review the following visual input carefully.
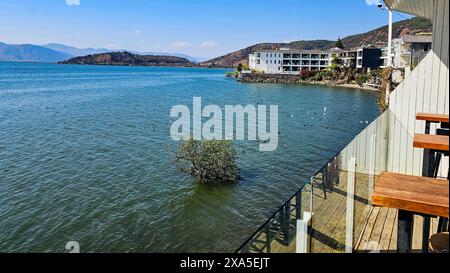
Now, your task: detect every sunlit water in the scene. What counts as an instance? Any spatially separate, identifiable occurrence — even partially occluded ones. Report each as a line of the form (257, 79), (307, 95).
(0, 62), (379, 252)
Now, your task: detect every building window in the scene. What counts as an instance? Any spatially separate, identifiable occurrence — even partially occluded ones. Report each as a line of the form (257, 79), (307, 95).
(256, 59), (260, 64)
(266, 60), (268, 64)
(424, 44), (429, 52)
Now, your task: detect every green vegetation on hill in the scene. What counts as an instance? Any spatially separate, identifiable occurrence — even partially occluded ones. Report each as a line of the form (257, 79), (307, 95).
(59, 51), (195, 67)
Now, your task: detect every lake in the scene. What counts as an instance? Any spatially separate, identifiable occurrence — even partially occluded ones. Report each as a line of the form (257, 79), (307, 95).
(0, 62), (379, 252)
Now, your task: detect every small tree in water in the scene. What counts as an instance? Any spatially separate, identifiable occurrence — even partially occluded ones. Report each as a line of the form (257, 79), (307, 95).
(175, 139), (239, 184)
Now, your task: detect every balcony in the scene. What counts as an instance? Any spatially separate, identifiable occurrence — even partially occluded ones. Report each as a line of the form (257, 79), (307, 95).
(237, 110), (449, 253)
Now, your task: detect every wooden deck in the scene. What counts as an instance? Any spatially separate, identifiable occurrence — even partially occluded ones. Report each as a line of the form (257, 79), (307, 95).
(355, 207), (439, 253)
(242, 171), (375, 253)
(241, 171), (443, 253)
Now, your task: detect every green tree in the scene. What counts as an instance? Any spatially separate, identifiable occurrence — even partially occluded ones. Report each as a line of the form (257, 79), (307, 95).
(237, 63), (243, 72)
(335, 37), (344, 49)
(356, 73), (368, 87)
(331, 56), (343, 66)
(175, 139), (239, 184)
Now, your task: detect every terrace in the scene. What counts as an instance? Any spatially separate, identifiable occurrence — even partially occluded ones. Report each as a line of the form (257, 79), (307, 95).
(238, 0), (449, 254)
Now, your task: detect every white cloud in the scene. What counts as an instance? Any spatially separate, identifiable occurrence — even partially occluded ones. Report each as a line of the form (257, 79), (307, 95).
(134, 30), (142, 35)
(200, 41), (217, 48)
(170, 42), (191, 49)
(65, 0), (80, 6)
(365, 0), (382, 6)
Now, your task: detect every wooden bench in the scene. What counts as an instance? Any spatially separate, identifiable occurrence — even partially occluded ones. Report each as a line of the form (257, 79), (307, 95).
(416, 113), (449, 124)
(413, 134), (449, 152)
(372, 172), (449, 218)
(372, 172), (449, 253)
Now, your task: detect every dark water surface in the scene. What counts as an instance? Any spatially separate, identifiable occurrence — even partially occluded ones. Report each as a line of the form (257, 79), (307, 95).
(0, 62), (379, 252)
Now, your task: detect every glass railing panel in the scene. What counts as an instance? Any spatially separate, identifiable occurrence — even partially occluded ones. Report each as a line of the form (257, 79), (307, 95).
(237, 109), (422, 253)
(348, 110), (390, 253)
(309, 145), (361, 253)
(345, 111), (413, 252)
(236, 182), (312, 253)
(308, 110), (391, 253)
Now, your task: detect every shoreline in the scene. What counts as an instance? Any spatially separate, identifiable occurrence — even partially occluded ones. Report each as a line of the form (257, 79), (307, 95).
(237, 73), (381, 92)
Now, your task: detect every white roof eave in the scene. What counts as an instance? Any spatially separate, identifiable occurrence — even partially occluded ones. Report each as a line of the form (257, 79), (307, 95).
(384, 0), (433, 20)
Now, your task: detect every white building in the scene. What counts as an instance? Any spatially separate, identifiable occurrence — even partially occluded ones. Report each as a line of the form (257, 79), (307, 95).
(249, 47), (386, 74)
(392, 34), (432, 68)
(249, 48), (345, 74)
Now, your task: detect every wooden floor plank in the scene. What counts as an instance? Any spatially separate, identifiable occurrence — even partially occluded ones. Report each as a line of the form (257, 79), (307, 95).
(388, 212), (398, 252)
(312, 190), (347, 252)
(333, 176), (371, 253)
(365, 207), (389, 251)
(412, 215), (424, 250)
(378, 208), (397, 252)
(310, 177), (349, 252)
(357, 206), (380, 251)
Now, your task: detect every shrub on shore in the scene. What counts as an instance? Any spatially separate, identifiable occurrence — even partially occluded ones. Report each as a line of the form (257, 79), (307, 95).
(300, 70), (318, 80)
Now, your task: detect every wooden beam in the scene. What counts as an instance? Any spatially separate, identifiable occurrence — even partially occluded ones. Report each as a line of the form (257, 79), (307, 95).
(413, 134), (449, 151)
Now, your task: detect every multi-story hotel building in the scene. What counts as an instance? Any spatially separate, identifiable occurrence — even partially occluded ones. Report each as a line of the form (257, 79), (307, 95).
(249, 47), (383, 74)
(249, 48), (344, 74)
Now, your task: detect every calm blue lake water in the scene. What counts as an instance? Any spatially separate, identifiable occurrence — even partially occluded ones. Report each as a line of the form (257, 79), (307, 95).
(0, 62), (379, 252)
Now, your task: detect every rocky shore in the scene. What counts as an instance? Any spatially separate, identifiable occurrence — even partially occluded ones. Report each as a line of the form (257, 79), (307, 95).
(237, 73), (380, 91)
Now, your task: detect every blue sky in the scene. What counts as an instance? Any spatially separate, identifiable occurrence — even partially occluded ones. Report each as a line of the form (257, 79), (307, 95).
(0, 0), (412, 58)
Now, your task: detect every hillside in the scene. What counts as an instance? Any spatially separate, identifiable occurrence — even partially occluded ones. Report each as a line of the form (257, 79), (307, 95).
(59, 51), (195, 67)
(0, 43), (72, 62)
(200, 17), (432, 68)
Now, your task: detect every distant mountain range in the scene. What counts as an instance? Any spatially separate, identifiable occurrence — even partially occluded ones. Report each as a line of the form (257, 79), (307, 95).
(200, 17), (433, 68)
(59, 51), (195, 67)
(1, 17), (431, 67)
(43, 43), (112, 58)
(0, 42), (72, 63)
(0, 42), (204, 63)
